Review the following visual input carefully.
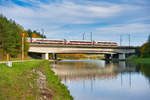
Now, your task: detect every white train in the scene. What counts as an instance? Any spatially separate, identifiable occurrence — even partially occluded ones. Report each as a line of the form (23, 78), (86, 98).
(27, 38), (118, 46)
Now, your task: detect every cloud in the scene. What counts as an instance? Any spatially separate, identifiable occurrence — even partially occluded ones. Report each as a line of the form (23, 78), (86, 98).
(120, 0), (150, 5)
(0, 0), (150, 46)
(96, 23), (150, 34)
(0, 0), (143, 25)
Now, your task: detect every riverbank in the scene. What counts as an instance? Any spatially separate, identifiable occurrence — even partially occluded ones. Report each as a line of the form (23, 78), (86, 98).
(127, 57), (150, 64)
(0, 60), (73, 100)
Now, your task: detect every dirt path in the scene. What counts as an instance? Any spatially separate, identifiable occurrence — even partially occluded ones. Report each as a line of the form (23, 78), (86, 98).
(33, 69), (52, 100)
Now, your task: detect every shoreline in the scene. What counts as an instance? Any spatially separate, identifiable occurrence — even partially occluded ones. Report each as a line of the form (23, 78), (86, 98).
(127, 57), (150, 64)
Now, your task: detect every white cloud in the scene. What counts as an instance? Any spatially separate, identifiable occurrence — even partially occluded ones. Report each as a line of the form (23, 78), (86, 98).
(129, 16), (150, 23)
(0, 1), (143, 25)
(0, 0), (149, 46)
(17, 0), (42, 4)
(121, 0), (150, 5)
(96, 23), (150, 34)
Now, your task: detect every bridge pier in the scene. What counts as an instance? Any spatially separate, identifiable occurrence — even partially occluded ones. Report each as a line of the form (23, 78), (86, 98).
(110, 54), (114, 60)
(105, 54), (111, 61)
(52, 53), (57, 60)
(119, 53), (126, 60)
(42, 53), (49, 60)
(105, 53), (126, 60)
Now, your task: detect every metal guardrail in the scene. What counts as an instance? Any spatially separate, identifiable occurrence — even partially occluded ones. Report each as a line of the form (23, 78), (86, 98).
(0, 60), (30, 67)
(0, 61), (13, 67)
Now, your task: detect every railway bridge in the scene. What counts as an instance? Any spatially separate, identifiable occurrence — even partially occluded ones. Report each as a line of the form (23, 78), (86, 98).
(29, 43), (137, 60)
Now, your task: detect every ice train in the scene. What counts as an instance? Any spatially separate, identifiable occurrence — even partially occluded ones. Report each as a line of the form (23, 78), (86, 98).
(27, 38), (118, 46)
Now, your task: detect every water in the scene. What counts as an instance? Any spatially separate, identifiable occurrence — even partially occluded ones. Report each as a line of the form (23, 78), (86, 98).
(51, 60), (150, 100)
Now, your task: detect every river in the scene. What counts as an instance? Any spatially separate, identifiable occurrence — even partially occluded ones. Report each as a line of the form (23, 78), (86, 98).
(51, 60), (150, 100)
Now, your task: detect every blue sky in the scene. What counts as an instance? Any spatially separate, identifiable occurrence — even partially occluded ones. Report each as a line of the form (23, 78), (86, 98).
(0, 0), (150, 46)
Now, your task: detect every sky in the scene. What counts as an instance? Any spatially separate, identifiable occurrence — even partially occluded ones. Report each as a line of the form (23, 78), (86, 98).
(0, 0), (150, 46)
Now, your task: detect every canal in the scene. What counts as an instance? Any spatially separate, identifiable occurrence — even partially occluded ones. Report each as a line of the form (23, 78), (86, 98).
(51, 60), (150, 100)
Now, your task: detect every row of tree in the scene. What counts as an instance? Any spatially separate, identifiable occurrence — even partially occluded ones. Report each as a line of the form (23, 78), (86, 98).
(140, 35), (150, 57)
(0, 14), (46, 60)
(27, 29), (46, 42)
(0, 15), (29, 60)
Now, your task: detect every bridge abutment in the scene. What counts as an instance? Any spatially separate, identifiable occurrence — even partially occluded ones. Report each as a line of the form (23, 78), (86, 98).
(52, 53), (57, 60)
(42, 53), (49, 60)
(105, 54), (111, 61)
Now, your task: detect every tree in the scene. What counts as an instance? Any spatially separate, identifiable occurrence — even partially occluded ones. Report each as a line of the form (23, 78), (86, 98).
(27, 29), (46, 39)
(0, 14), (29, 60)
(27, 29), (32, 43)
(140, 35), (150, 57)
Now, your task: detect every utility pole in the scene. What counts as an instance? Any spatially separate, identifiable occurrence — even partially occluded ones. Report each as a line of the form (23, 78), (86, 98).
(128, 34), (131, 47)
(41, 28), (44, 38)
(83, 32), (85, 40)
(21, 33), (24, 62)
(91, 32), (93, 42)
(120, 34), (122, 46)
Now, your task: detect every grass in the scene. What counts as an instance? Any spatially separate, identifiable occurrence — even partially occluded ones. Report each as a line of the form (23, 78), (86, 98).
(127, 57), (150, 64)
(0, 60), (73, 100)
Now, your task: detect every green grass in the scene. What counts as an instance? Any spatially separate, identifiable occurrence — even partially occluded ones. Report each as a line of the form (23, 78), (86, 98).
(0, 60), (73, 100)
(127, 57), (150, 64)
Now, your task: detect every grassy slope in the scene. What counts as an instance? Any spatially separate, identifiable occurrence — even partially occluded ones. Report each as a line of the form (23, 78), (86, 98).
(0, 60), (73, 100)
(127, 57), (150, 64)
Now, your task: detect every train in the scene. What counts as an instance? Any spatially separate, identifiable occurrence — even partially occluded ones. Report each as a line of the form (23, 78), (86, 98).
(27, 38), (118, 46)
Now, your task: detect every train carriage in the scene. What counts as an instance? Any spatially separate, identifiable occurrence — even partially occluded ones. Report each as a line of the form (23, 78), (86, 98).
(27, 38), (118, 46)
(38, 39), (65, 44)
(67, 40), (93, 45)
(95, 41), (118, 46)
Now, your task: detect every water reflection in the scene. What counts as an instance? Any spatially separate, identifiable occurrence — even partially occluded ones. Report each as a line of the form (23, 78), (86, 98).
(140, 63), (150, 82)
(51, 60), (150, 100)
(52, 60), (116, 81)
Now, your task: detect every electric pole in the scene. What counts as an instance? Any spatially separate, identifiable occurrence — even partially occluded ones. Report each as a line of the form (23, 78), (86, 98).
(128, 34), (131, 47)
(41, 28), (44, 38)
(91, 32), (93, 42)
(120, 34), (122, 46)
(83, 32), (85, 40)
(21, 33), (24, 62)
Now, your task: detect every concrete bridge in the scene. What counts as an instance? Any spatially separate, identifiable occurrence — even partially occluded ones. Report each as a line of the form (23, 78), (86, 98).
(29, 43), (137, 60)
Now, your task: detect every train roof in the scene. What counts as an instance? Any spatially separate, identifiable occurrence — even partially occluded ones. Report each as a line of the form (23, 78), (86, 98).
(68, 40), (92, 42)
(36, 38), (65, 41)
(28, 38), (117, 44)
(96, 41), (117, 43)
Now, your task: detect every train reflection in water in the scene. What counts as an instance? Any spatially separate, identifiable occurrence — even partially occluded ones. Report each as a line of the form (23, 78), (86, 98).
(51, 60), (150, 100)
(51, 60), (137, 82)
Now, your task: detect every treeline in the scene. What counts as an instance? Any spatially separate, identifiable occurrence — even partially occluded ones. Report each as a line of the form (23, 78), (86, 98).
(27, 29), (46, 39)
(140, 35), (150, 57)
(0, 15), (29, 60)
(0, 15), (46, 60)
